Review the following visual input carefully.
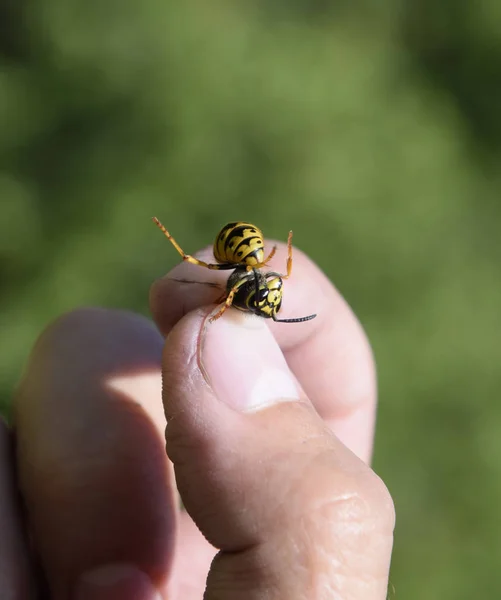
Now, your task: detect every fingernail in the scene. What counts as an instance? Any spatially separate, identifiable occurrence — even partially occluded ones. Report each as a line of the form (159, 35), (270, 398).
(74, 564), (162, 600)
(201, 311), (300, 412)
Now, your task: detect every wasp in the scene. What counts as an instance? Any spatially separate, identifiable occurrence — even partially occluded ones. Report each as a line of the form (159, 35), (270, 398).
(152, 218), (316, 324)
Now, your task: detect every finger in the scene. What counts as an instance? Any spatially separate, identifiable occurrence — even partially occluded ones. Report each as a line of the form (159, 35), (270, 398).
(166, 513), (217, 600)
(0, 418), (34, 599)
(151, 240), (376, 462)
(13, 308), (174, 600)
(163, 308), (394, 599)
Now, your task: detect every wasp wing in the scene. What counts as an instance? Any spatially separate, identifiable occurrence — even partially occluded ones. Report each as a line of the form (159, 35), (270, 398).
(167, 277), (223, 289)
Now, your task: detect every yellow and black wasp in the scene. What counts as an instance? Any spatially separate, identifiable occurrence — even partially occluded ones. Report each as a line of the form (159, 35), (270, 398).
(152, 218), (316, 324)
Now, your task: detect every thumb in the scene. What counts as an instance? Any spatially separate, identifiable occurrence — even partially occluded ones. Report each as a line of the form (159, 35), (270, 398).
(162, 309), (394, 599)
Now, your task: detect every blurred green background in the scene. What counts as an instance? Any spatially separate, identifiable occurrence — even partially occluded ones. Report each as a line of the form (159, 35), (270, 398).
(1, 1), (500, 597)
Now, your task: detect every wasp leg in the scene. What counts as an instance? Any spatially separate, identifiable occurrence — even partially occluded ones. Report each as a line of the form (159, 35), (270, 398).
(209, 277), (248, 323)
(209, 290), (236, 323)
(153, 217), (232, 270)
(280, 230), (293, 279)
(261, 244), (277, 266)
(245, 245), (277, 272)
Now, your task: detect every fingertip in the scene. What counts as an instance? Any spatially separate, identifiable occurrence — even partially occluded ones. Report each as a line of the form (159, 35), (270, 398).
(160, 304), (306, 423)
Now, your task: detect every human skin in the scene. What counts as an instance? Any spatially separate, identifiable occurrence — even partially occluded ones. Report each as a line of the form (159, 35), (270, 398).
(2, 239), (395, 599)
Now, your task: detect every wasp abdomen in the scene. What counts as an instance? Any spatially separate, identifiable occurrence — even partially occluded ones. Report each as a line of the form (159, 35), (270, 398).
(214, 222), (265, 266)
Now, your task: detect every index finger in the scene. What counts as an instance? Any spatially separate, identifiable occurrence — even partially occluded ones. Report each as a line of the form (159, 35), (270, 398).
(150, 239), (376, 463)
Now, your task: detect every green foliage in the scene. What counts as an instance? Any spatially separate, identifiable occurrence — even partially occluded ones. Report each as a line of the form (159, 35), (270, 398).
(1, 1), (500, 597)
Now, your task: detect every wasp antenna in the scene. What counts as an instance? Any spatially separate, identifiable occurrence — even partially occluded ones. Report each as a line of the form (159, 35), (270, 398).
(272, 313), (317, 323)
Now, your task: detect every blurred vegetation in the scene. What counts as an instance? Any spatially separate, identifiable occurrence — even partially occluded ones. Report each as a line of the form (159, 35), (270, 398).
(1, 1), (500, 598)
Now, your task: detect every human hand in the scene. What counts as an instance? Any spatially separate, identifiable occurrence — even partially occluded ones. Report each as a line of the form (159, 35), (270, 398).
(2, 240), (394, 599)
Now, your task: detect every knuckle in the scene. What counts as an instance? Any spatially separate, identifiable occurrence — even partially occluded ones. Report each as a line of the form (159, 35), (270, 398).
(362, 469), (396, 530)
(293, 450), (395, 537)
(331, 469), (395, 535)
